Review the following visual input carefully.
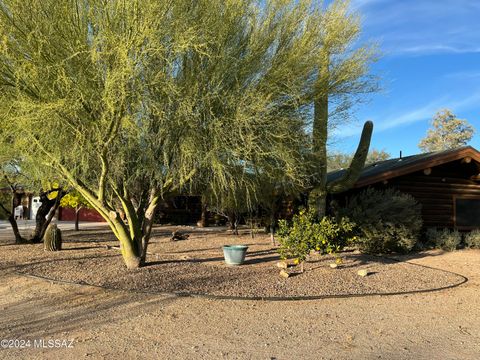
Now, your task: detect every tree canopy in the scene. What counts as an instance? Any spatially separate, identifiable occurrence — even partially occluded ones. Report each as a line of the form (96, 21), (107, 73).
(418, 109), (475, 153)
(0, 0), (380, 268)
(0, 0), (327, 267)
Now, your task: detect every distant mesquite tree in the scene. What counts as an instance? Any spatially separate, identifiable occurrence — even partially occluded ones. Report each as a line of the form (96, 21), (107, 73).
(419, 109), (475, 153)
(328, 149), (390, 171)
(366, 149), (391, 164)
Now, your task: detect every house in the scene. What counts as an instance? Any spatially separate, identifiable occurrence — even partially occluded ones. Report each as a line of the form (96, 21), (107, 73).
(0, 186), (34, 220)
(328, 146), (480, 230)
(58, 195), (203, 224)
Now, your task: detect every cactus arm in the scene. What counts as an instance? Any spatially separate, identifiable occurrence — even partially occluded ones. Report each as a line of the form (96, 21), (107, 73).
(327, 120), (373, 194)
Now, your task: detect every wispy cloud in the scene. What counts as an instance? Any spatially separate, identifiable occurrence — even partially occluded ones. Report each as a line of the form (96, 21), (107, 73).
(393, 45), (480, 56)
(353, 0), (480, 57)
(444, 70), (480, 79)
(350, 0), (386, 10)
(334, 91), (480, 138)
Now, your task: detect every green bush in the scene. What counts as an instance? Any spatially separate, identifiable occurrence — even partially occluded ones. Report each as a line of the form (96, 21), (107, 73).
(337, 188), (422, 254)
(277, 208), (356, 261)
(425, 228), (461, 251)
(465, 230), (480, 249)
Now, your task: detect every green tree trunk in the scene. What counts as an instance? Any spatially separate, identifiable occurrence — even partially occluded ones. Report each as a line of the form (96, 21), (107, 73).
(113, 219), (142, 269)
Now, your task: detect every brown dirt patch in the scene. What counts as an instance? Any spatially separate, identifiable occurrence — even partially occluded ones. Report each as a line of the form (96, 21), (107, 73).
(0, 224), (479, 359)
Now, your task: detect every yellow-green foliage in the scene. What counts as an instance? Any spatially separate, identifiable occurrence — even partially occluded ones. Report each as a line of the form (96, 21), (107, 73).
(60, 191), (91, 210)
(419, 109), (475, 153)
(277, 208), (356, 261)
(0, 0), (377, 267)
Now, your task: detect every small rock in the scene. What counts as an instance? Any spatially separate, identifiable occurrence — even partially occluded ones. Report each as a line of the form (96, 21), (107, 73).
(329, 263), (338, 269)
(279, 269), (290, 278)
(276, 261), (288, 269)
(171, 231), (189, 241)
(357, 269), (368, 277)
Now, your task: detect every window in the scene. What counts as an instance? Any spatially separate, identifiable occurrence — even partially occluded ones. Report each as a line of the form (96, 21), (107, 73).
(455, 197), (480, 228)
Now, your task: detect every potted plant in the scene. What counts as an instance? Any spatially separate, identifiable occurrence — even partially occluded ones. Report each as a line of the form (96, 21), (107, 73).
(222, 245), (248, 265)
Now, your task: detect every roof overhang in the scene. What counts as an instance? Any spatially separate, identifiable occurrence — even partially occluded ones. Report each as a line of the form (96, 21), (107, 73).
(354, 146), (480, 188)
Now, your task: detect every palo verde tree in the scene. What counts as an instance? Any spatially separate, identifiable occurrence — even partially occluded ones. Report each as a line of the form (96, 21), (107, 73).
(0, 0), (320, 268)
(60, 190), (92, 231)
(309, 0), (380, 218)
(418, 109), (475, 153)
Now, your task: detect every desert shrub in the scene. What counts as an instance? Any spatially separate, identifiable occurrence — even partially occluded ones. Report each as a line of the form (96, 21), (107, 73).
(277, 208), (355, 261)
(422, 228), (438, 249)
(337, 188), (422, 254)
(425, 228), (461, 251)
(465, 229), (480, 249)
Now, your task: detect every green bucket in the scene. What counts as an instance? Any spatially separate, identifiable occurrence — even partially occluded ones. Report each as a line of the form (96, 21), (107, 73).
(223, 245), (248, 265)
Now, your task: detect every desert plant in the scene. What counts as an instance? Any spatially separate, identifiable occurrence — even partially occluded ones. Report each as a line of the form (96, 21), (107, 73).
(0, 0), (322, 268)
(338, 188), (422, 254)
(425, 228), (462, 251)
(441, 230), (461, 251)
(44, 224), (62, 251)
(465, 230), (480, 249)
(60, 191), (92, 231)
(277, 208), (355, 263)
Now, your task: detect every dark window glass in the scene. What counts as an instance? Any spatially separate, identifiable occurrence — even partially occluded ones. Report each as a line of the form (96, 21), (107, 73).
(456, 198), (480, 227)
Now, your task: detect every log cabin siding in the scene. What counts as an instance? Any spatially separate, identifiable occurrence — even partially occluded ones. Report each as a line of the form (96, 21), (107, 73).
(328, 147), (480, 230)
(372, 162), (480, 229)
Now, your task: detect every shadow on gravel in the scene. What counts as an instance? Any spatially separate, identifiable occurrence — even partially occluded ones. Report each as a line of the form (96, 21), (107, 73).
(13, 254), (121, 270)
(0, 286), (178, 339)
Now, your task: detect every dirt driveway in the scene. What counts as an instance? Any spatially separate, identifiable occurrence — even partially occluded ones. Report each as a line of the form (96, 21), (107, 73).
(0, 226), (479, 359)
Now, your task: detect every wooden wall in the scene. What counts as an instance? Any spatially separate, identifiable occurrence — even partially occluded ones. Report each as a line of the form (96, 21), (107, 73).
(370, 160), (480, 229)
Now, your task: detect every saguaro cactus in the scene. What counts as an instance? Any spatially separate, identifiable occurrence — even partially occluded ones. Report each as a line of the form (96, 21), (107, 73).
(44, 223), (62, 251)
(310, 121), (373, 218)
(327, 121), (373, 193)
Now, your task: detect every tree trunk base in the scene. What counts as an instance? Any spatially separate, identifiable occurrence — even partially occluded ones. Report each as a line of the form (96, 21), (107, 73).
(123, 254), (142, 269)
(270, 232), (276, 246)
(15, 236), (30, 244)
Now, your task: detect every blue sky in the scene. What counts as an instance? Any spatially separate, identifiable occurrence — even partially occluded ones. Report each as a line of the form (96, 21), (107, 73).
(332, 0), (480, 157)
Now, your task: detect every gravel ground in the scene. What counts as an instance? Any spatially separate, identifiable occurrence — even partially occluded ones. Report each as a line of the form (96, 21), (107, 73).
(0, 224), (479, 359)
(3, 225), (466, 298)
